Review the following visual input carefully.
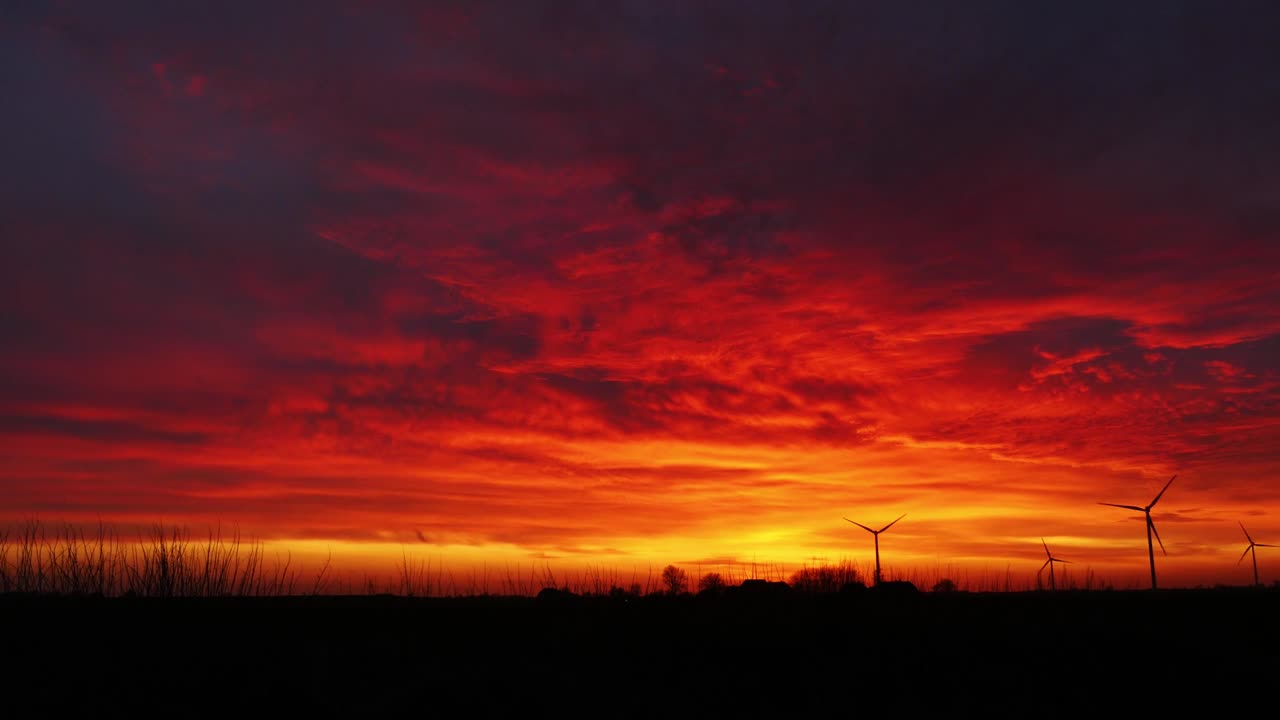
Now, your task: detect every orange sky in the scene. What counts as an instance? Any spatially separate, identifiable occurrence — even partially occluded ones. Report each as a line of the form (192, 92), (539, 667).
(3, 2), (1280, 590)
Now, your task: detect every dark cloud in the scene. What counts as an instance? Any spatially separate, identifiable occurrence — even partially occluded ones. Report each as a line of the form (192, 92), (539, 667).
(0, 414), (210, 446)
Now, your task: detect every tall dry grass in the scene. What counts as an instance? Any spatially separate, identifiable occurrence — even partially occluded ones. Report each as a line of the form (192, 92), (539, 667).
(0, 520), (303, 597)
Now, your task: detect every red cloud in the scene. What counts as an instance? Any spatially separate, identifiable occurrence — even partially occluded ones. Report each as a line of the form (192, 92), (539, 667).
(3, 2), (1280, 590)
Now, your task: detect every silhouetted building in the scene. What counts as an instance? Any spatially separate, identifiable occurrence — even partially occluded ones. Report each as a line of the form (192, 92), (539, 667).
(727, 579), (792, 599)
(535, 587), (580, 605)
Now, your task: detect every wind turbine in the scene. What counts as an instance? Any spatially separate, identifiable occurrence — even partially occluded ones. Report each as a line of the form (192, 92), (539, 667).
(843, 514), (906, 586)
(1038, 538), (1071, 591)
(1238, 523), (1277, 587)
(1098, 474), (1176, 591)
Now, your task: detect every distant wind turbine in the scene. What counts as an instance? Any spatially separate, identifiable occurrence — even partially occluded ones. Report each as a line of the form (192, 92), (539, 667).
(1098, 474), (1176, 591)
(843, 514), (906, 586)
(1038, 538), (1071, 591)
(1238, 523), (1277, 587)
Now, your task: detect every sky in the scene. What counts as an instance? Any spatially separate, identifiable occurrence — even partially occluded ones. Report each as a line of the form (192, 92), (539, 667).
(3, 1), (1280, 590)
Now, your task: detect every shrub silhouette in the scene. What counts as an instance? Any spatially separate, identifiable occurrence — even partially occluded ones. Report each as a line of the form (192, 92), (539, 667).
(535, 587), (578, 603)
(608, 585), (639, 600)
(788, 562), (863, 594)
(661, 564), (689, 595)
(697, 572), (726, 595)
(872, 580), (919, 596)
(932, 578), (958, 593)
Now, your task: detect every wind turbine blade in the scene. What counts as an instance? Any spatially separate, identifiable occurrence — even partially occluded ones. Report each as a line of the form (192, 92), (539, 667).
(879, 514), (907, 533)
(1148, 474), (1176, 509)
(1240, 522), (1255, 544)
(1039, 559), (1050, 573)
(1095, 499), (1146, 509)
(1149, 516), (1166, 555)
(1056, 558), (1072, 564)
(1042, 538), (1051, 557)
(1239, 546), (1253, 565)
(844, 518), (876, 534)
(1255, 543), (1280, 548)
(1095, 502), (1146, 512)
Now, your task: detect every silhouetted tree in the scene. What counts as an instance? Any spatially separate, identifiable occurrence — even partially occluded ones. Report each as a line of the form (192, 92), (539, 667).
(661, 564), (688, 595)
(932, 578), (958, 593)
(697, 572), (726, 595)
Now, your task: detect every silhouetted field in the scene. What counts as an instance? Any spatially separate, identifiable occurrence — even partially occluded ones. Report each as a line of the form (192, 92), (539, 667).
(4, 587), (1276, 716)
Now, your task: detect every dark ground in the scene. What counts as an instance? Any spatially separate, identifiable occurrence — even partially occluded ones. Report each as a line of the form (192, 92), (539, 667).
(4, 587), (1277, 716)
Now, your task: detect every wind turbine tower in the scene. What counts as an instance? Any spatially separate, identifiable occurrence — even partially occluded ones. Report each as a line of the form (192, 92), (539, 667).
(843, 514), (906, 586)
(1038, 538), (1071, 591)
(1238, 523), (1277, 587)
(1098, 474), (1176, 591)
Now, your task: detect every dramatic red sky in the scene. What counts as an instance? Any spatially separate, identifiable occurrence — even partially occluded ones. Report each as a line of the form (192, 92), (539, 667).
(4, 2), (1280, 590)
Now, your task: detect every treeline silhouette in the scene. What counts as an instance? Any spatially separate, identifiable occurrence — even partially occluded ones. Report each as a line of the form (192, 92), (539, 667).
(2, 520), (959, 598)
